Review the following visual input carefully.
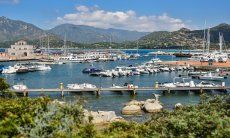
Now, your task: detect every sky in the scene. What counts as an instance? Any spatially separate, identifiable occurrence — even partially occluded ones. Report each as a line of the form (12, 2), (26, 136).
(0, 0), (230, 32)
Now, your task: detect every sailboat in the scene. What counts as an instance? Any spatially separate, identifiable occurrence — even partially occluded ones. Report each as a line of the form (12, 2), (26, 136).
(132, 41), (140, 58)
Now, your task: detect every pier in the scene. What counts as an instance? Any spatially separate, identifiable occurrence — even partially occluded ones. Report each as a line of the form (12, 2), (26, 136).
(11, 86), (230, 97)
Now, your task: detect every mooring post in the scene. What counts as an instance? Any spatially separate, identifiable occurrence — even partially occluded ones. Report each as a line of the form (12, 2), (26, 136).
(167, 88), (170, 93)
(60, 82), (64, 97)
(200, 88), (203, 94)
(96, 88), (101, 97)
(23, 89), (28, 97)
(131, 88), (137, 95)
(154, 81), (159, 89)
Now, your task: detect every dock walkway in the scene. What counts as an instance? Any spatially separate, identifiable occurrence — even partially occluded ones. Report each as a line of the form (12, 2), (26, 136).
(11, 86), (230, 97)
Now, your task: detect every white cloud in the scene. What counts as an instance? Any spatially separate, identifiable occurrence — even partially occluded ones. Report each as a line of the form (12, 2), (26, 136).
(0, 0), (20, 4)
(57, 5), (189, 32)
(76, 5), (89, 12)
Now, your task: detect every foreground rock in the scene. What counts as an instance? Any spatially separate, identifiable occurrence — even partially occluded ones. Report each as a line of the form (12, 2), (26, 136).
(84, 110), (124, 125)
(121, 104), (142, 115)
(143, 100), (163, 113)
(174, 103), (183, 109)
(122, 94), (163, 114)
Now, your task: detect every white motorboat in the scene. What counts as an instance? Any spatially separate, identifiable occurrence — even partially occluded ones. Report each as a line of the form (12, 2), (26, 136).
(67, 83), (97, 90)
(160, 83), (177, 88)
(176, 66), (183, 71)
(137, 69), (149, 74)
(160, 67), (170, 72)
(151, 58), (162, 63)
(196, 81), (220, 87)
(2, 66), (17, 74)
(100, 70), (112, 77)
(160, 77), (195, 88)
(132, 71), (140, 75)
(188, 71), (207, 76)
(36, 65), (52, 71)
(123, 83), (138, 89)
(12, 84), (28, 91)
(199, 72), (224, 81)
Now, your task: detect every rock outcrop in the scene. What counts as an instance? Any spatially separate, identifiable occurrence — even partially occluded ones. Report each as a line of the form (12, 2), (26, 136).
(121, 104), (142, 115)
(84, 110), (124, 124)
(121, 95), (163, 115)
(143, 100), (163, 113)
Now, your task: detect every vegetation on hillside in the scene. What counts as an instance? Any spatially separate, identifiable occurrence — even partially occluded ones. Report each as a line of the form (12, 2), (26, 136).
(0, 78), (229, 137)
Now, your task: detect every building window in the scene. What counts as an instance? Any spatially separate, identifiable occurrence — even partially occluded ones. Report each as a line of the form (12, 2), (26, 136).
(11, 53), (15, 55)
(13, 47), (15, 49)
(19, 48), (21, 50)
(24, 48), (27, 50)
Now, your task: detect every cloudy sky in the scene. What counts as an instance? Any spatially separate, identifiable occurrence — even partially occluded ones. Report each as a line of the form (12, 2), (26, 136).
(0, 0), (230, 32)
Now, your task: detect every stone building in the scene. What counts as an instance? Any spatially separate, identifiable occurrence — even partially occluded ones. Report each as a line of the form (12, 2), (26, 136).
(8, 40), (35, 57)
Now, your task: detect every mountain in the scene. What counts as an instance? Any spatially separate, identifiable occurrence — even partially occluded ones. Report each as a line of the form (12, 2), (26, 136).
(48, 24), (149, 43)
(139, 23), (230, 49)
(0, 16), (48, 41)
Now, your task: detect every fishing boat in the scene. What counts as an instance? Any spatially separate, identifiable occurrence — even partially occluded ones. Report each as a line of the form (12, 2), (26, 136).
(199, 72), (224, 81)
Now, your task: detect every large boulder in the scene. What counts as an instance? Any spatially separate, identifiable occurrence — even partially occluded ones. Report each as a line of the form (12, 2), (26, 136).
(121, 104), (142, 115)
(143, 101), (163, 113)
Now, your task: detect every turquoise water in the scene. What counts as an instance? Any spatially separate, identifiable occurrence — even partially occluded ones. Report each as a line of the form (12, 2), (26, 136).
(0, 49), (229, 121)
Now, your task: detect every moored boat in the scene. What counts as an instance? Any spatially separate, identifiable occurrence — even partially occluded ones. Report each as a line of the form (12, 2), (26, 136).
(199, 72), (224, 81)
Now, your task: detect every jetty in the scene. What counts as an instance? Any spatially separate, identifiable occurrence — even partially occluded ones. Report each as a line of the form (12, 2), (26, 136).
(160, 60), (230, 71)
(11, 86), (230, 97)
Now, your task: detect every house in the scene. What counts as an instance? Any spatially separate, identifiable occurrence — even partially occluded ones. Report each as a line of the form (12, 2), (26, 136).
(8, 40), (35, 57)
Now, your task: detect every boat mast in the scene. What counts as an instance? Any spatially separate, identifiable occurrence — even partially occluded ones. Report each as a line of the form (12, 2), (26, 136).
(63, 33), (67, 55)
(136, 41), (139, 54)
(219, 32), (223, 53)
(47, 35), (50, 54)
(206, 28), (210, 53)
(202, 20), (206, 53)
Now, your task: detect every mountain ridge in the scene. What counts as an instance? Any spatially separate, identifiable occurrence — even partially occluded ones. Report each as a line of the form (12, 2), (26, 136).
(138, 23), (230, 49)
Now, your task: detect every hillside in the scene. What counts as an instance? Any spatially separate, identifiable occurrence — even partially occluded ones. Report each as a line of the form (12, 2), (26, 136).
(48, 24), (149, 43)
(139, 23), (230, 49)
(0, 16), (48, 41)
